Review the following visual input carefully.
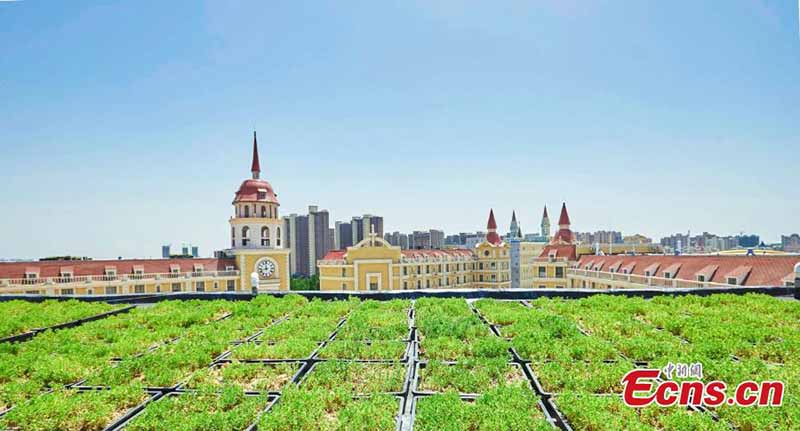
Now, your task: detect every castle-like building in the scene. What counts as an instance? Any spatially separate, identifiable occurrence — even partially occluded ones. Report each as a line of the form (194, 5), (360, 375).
(0, 134), (796, 295)
(319, 205), (582, 291)
(0, 133), (290, 295)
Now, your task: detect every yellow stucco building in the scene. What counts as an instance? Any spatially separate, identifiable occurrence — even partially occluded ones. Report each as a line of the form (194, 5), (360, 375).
(319, 207), (575, 291)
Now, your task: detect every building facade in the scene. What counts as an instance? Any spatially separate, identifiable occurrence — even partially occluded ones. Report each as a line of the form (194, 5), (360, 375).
(782, 234), (800, 253)
(0, 131), (290, 294)
(283, 205), (332, 276)
(319, 208), (558, 291)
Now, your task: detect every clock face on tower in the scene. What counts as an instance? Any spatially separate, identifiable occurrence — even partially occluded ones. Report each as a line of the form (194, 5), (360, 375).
(256, 260), (276, 278)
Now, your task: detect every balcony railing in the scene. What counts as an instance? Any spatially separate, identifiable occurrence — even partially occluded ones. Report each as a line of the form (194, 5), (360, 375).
(0, 270), (240, 288)
(568, 268), (738, 289)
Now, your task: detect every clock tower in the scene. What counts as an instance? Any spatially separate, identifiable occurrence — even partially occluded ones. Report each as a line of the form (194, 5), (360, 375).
(230, 131), (290, 292)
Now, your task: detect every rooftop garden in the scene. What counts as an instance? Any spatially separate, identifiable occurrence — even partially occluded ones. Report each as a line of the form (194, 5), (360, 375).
(0, 292), (796, 430)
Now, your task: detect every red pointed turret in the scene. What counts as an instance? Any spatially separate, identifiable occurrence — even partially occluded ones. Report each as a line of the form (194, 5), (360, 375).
(487, 209), (497, 229)
(552, 202), (574, 244)
(251, 131), (261, 179)
(485, 209), (501, 245)
(558, 202), (570, 227)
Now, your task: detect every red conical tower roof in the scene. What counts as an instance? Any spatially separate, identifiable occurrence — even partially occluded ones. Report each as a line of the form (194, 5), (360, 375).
(487, 209), (497, 229)
(485, 209), (501, 245)
(558, 202), (570, 226)
(251, 131), (261, 179)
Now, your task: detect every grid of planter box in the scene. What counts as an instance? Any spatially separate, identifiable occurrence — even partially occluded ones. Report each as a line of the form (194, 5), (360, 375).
(0, 299), (132, 343)
(0, 295), (309, 430)
(409, 298), (557, 431)
(1, 293), (798, 430)
(474, 294), (800, 431)
(254, 299), (412, 431)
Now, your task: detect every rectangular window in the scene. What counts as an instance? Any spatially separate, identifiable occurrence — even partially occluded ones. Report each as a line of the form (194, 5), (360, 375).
(227, 280), (236, 291)
(538, 285), (546, 289)
(196, 281), (205, 292)
(403, 267), (407, 275)
(555, 267), (564, 278)
(697, 275), (705, 282)
(134, 285), (145, 294)
(341, 268), (346, 277)
(105, 286), (117, 295)
(156, 285), (161, 293)
(727, 277), (737, 286)
(171, 283), (182, 292)
(342, 283), (347, 290)
(61, 288), (74, 295)
(369, 281), (378, 291)
(538, 267), (546, 277)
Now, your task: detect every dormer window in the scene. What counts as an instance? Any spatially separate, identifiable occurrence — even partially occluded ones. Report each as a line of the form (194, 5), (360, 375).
(104, 267), (117, 279)
(697, 275), (705, 282)
(663, 272), (672, 279)
(59, 267), (74, 281)
(258, 192), (267, 200)
(727, 277), (738, 285)
(644, 271), (652, 277)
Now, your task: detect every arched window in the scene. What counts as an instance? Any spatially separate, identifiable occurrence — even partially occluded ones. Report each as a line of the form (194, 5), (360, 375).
(242, 226), (250, 246)
(276, 227), (281, 246)
(244, 206), (250, 217)
(261, 206), (267, 217)
(261, 226), (270, 247)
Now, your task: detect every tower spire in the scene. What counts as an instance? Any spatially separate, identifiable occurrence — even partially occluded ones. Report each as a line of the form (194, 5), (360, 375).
(251, 130), (261, 179)
(485, 209), (501, 245)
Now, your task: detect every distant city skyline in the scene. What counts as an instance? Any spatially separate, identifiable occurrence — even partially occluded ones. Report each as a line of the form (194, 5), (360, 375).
(1, 1), (798, 259)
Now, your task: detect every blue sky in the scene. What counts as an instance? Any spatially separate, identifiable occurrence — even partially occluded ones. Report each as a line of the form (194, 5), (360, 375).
(0, 0), (798, 259)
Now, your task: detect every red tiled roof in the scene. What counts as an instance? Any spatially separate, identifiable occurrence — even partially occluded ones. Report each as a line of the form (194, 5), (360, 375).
(608, 260), (624, 272)
(558, 203), (570, 226)
(539, 244), (577, 261)
(575, 255), (800, 287)
(233, 179), (279, 204)
(552, 228), (574, 244)
(0, 258), (235, 279)
(321, 250), (347, 260)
